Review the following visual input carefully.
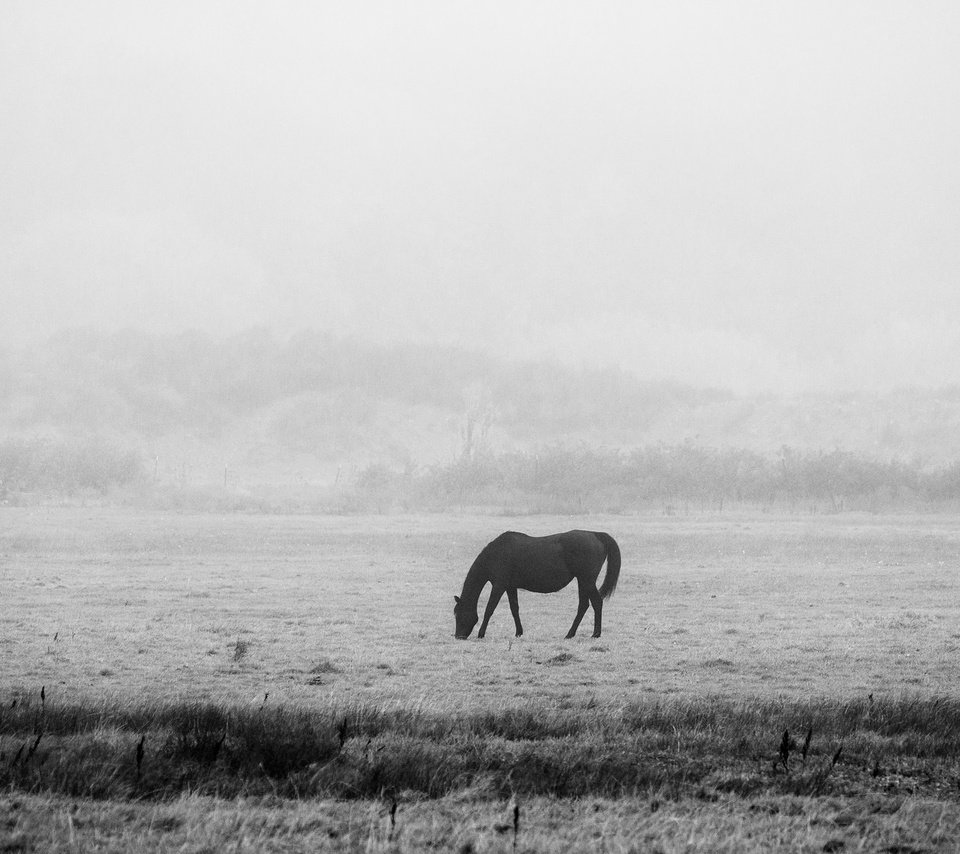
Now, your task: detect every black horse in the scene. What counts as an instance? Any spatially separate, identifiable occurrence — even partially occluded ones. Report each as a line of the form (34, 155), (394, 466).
(453, 530), (621, 639)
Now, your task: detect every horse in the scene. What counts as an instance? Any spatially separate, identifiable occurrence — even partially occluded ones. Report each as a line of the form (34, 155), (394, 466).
(453, 530), (621, 639)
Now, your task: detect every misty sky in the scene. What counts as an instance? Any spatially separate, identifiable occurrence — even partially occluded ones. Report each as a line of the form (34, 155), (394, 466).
(2, 2), (959, 392)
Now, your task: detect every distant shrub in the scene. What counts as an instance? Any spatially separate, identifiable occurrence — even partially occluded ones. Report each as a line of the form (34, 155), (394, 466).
(0, 436), (143, 498)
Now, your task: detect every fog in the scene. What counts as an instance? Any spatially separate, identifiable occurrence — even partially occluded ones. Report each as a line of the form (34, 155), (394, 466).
(3, 2), (959, 393)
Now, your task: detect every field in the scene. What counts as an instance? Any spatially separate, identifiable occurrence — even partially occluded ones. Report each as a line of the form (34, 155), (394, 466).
(2, 508), (960, 851)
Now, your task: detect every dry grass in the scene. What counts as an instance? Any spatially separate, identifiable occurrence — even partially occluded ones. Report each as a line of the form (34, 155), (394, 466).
(3, 790), (960, 853)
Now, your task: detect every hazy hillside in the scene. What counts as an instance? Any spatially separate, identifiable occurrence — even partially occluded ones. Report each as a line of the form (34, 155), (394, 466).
(2, 328), (960, 489)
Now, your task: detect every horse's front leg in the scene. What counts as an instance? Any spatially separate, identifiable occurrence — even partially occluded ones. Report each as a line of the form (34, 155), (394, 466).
(506, 588), (523, 637)
(477, 585), (505, 639)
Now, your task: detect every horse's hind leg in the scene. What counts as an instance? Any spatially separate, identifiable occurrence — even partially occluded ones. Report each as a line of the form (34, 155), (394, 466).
(506, 588), (523, 637)
(588, 587), (603, 638)
(565, 587), (590, 639)
(477, 585), (505, 639)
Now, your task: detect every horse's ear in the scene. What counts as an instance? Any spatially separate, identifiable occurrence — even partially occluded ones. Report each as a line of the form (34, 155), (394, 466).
(454, 595), (460, 604)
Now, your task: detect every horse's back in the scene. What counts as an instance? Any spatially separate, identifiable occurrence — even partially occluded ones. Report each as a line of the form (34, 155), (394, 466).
(490, 529), (598, 546)
(488, 530), (606, 558)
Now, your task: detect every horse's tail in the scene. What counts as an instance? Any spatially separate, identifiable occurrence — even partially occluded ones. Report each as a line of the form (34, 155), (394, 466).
(595, 532), (621, 599)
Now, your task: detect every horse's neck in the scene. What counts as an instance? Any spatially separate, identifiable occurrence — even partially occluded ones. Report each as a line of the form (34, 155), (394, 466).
(460, 557), (488, 606)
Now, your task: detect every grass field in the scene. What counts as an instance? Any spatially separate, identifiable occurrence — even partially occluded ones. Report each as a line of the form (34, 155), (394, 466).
(2, 508), (960, 851)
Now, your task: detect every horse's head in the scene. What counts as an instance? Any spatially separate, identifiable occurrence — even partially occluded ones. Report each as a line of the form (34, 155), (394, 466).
(453, 595), (477, 639)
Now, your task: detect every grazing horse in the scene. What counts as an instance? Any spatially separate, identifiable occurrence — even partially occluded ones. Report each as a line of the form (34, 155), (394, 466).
(453, 530), (621, 640)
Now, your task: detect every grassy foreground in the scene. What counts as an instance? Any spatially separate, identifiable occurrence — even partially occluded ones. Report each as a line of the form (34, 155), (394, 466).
(4, 790), (959, 853)
(5, 509), (960, 849)
(2, 691), (960, 851)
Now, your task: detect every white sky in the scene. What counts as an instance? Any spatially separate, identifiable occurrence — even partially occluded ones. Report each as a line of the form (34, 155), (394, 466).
(2, 1), (959, 392)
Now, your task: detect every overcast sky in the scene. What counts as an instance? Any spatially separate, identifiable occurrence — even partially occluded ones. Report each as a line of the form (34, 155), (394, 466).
(2, 2), (959, 392)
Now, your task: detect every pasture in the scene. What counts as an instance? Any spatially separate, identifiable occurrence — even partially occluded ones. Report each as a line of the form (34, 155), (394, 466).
(2, 508), (960, 851)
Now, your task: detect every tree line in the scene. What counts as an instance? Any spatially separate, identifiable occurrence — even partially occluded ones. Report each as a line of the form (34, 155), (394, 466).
(359, 444), (960, 513)
(0, 327), (725, 439)
(4, 436), (960, 511)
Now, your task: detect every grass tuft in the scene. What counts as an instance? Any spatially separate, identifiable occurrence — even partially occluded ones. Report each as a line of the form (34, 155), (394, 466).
(1, 694), (958, 803)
